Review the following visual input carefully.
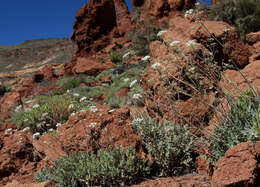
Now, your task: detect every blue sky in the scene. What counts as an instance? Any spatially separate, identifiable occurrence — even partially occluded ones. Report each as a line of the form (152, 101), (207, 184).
(0, 0), (210, 46)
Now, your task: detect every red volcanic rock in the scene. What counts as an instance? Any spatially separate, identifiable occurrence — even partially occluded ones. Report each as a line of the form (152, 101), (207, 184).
(189, 19), (250, 69)
(114, 88), (129, 97)
(247, 31), (260, 45)
(220, 60), (260, 95)
(33, 106), (140, 160)
(131, 174), (210, 187)
(72, 57), (115, 76)
(4, 181), (54, 187)
(247, 31), (260, 64)
(114, 0), (132, 35)
(71, 0), (131, 57)
(0, 92), (21, 121)
(211, 141), (260, 187)
(0, 131), (37, 186)
(211, 0), (221, 5)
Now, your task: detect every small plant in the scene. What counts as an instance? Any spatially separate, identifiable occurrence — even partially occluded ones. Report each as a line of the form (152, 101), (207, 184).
(37, 146), (152, 186)
(55, 76), (81, 94)
(110, 51), (122, 63)
(208, 89), (260, 164)
(132, 117), (197, 176)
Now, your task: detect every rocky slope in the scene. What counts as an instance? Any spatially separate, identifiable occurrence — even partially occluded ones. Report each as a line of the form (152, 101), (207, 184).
(0, 38), (75, 89)
(0, 0), (259, 186)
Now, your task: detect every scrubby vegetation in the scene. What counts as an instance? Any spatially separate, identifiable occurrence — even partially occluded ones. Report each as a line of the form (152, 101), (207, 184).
(205, 0), (260, 40)
(110, 51), (123, 63)
(132, 118), (197, 176)
(207, 89), (260, 164)
(55, 76), (81, 95)
(12, 94), (95, 135)
(37, 146), (152, 186)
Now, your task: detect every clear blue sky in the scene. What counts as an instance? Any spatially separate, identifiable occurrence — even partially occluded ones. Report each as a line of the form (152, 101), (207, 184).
(0, 0), (210, 46)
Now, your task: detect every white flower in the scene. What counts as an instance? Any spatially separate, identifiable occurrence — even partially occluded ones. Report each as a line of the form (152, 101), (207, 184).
(130, 80), (138, 88)
(184, 9), (194, 18)
(32, 104), (40, 109)
(67, 89), (70, 93)
(5, 128), (12, 135)
(48, 128), (55, 132)
(170, 40), (180, 47)
(122, 51), (131, 59)
(79, 97), (87, 103)
(73, 93), (80, 97)
(42, 112), (48, 118)
(68, 104), (74, 110)
(70, 112), (76, 117)
(15, 105), (22, 112)
(90, 106), (98, 112)
(89, 122), (97, 127)
(133, 118), (144, 123)
(23, 118), (29, 122)
(123, 78), (129, 82)
(56, 123), (62, 127)
(141, 55), (151, 61)
(132, 93), (143, 99)
(195, 2), (200, 6)
(108, 109), (115, 114)
(157, 30), (167, 37)
(185, 40), (197, 47)
(33, 132), (41, 140)
(151, 62), (161, 69)
(22, 127), (30, 132)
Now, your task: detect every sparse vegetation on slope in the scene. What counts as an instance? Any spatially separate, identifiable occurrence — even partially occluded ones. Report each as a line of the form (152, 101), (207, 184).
(0, 38), (75, 72)
(207, 89), (260, 164)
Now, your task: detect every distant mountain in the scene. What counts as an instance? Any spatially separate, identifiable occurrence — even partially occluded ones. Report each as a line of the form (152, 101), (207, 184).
(0, 38), (75, 73)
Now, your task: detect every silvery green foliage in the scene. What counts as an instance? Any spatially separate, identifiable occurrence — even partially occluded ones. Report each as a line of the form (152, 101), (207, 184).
(132, 118), (196, 176)
(208, 89), (260, 164)
(37, 146), (152, 187)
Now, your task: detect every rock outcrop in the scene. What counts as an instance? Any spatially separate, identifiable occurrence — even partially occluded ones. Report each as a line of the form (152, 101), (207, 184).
(71, 0), (131, 57)
(211, 141), (260, 187)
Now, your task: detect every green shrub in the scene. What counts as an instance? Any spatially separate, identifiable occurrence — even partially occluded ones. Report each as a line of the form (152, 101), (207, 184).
(37, 146), (152, 186)
(132, 118), (196, 176)
(110, 51), (122, 63)
(208, 89), (260, 164)
(205, 0), (260, 40)
(55, 76), (81, 94)
(107, 96), (127, 108)
(12, 95), (72, 134)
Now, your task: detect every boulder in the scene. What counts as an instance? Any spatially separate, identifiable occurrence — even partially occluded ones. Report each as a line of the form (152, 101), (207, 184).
(211, 141), (260, 187)
(71, 0), (131, 57)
